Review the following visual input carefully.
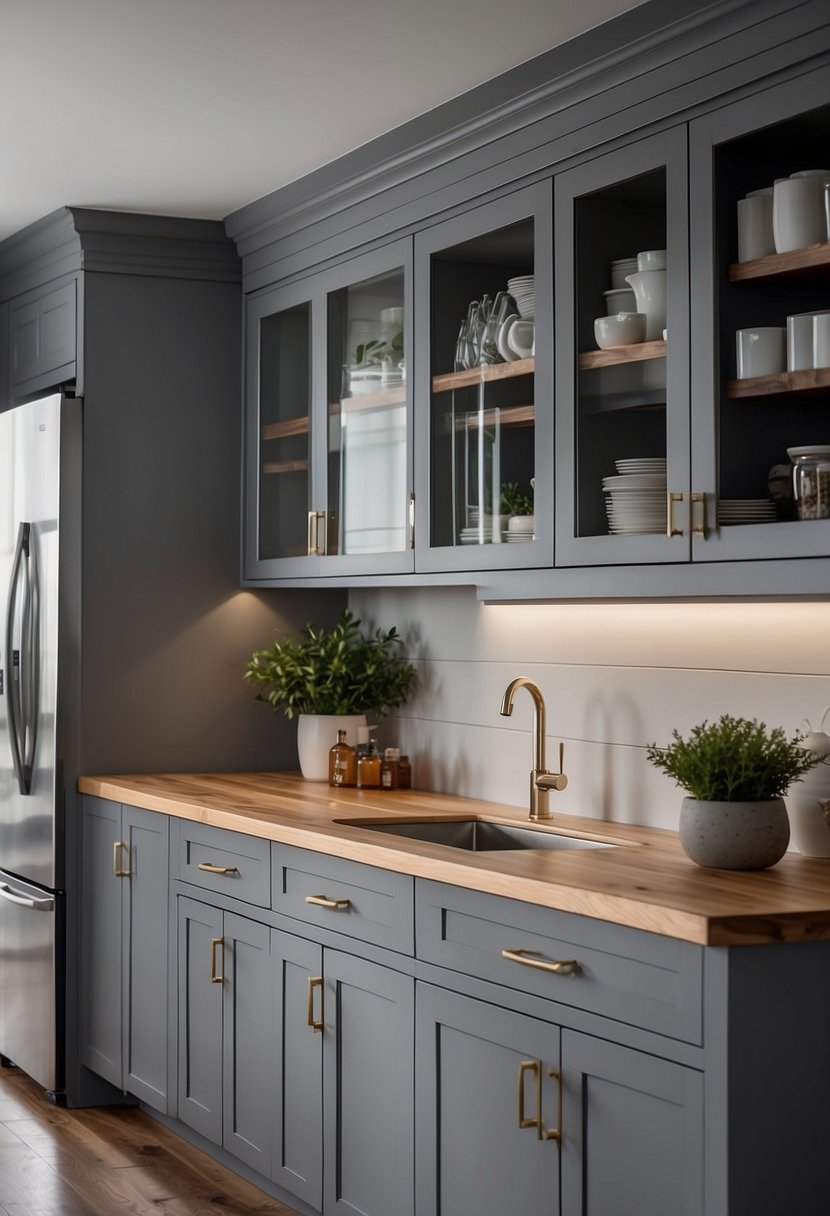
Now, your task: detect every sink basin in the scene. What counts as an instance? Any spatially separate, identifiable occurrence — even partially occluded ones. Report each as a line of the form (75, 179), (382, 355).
(337, 818), (617, 852)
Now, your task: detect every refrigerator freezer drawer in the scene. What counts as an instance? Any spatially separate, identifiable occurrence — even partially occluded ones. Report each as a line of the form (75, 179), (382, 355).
(0, 869), (62, 1092)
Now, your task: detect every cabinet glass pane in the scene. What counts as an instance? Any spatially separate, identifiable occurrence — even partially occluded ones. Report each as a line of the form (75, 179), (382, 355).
(430, 219), (536, 549)
(574, 169), (668, 538)
(328, 269), (406, 556)
(258, 302), (310, 561)
(714, 102), (830, 531)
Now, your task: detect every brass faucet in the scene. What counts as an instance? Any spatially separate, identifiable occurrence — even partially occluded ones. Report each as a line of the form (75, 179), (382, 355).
(499, 677), (568, 820)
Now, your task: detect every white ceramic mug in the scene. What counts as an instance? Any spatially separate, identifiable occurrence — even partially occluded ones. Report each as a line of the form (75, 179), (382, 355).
(788, 310), (830, 371)
(737, 194), (774, 262)
(624, 271), (666, 341)
(814, 313), (830, 369)
(736, 327), (786, 378)
(636, 249), (666, 271)
(773, 176), (827, 252)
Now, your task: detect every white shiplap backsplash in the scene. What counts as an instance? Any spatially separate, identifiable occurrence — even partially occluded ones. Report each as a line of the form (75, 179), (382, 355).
(350, 587), (830, 835)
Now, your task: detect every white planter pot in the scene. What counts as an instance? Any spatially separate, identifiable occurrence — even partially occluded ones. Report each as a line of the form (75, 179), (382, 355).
(679, 796), (790, 870)
(296, 714), (367, 782)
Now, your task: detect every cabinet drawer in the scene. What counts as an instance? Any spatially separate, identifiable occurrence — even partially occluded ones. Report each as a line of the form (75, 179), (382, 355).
(177, 822), (270, 907)
(272, 845), (414, 954)
(416, 880), (702, 1044)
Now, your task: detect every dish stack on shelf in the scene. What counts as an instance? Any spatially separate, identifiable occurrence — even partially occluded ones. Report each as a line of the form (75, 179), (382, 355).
(717, 499), (778, 526)
(506, 276), (535, 318)
(603, 457), (667, 534)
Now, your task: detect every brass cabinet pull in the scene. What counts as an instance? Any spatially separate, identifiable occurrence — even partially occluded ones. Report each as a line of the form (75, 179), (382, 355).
(304, 894), (351, 910)
(543, 1067), (563, 1142)
(501, 947), (579, 976)
(307, 975), (324, 1032)
(690, 491), (707, 539)
(197, 861), (239, 876)
(307, 510), (326, 556)
(518, 1059), (541, 1133)
(667, 490), (685, 537)
(408, 493), (416, 549)
(210, 937), (225, 984)
(112, 841), (130, 878)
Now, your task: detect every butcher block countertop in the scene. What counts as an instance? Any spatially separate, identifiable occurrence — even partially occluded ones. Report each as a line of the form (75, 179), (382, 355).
(77, 771), (830, 948)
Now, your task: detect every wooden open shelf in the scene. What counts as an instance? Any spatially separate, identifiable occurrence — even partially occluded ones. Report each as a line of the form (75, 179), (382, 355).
(456, 404), (535, 430)
(432, 357), (534, 393)
(727, 241), (830, 283)
(338, 385), (406, 412)
(726, 367), (830, 399)
(578, 340), (666, 370)
(261, 415), (309, 442)
(262, 458), (308, 476)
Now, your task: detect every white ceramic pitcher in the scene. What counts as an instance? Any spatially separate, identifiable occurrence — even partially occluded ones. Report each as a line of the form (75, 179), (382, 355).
(787, 706), (830, 857)
(624, 270), (666, 341)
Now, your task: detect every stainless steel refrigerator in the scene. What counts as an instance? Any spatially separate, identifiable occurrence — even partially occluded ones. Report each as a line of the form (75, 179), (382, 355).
(0, 393), (67, 1097)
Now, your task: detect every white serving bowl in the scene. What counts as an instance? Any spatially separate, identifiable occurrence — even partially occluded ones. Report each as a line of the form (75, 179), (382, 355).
(603, 287), (637, 314)
(594, 312), (647, 349)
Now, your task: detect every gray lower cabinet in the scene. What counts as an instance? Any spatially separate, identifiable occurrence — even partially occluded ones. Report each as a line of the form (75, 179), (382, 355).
(80, 796), (169, 1112)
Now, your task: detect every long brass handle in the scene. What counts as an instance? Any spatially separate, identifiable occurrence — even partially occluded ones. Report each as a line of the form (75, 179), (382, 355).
(307, 510), (325, 555)
(667, 490), (685, 537)
(210, 937), (224, 984)
(112, 841), (131, 878)
(502, 948), (579, 976)
(304, 894), (351, 910)
(543, 1067), (562, 1142)
(197, 861), (240, 876)
(690, 491), (707, 539)
(307, 975), (324, 1032)
(408, 492), (416, 549)
(518, 1059), (541, 1133)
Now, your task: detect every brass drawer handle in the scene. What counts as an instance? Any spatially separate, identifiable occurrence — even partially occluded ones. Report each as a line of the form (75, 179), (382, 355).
(112, 841), (130, 878)
(210, 937), (225, 984)
(197, 861), (240, 876)
(307, 975), (324, 1032)
(502, 947), (579, 976)
(305, 894), (351, 910)
(543, 1067), (562, 1143)
(667, 490), (685, 537)
(690, 491), (707, 539)
(517, 1059), (562, 1143)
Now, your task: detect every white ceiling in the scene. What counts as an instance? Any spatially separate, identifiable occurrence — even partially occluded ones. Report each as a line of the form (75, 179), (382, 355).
(0, 0), (644, 244)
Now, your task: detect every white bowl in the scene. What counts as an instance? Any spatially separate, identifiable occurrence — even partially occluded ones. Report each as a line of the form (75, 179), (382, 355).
(594, 313), (647, 349)
(603, 287), (637, 313)
(636, 249), (667, 271)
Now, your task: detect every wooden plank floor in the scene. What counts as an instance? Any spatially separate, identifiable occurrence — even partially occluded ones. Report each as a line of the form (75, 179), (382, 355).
(0, 1065), (299, 1216)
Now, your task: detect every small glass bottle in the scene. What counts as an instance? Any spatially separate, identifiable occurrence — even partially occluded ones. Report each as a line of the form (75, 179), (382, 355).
(397, 754), (412, 790)
(381, 747), (400, 790)
(357, 736), (381, 788)
(328, 730), (356, 788)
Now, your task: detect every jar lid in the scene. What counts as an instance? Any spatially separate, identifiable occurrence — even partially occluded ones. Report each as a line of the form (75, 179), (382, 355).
(788, 445), (830, 460)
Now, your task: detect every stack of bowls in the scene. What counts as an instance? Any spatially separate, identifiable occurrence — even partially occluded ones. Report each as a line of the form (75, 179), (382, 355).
(602, 458), (667, 534)
(507, 276), (535, 318)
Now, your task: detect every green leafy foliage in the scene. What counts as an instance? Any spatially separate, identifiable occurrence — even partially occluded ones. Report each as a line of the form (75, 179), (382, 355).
(646, 714), (825, 802)
(499, 481), (533, 516)
(244, 610), (416, 720)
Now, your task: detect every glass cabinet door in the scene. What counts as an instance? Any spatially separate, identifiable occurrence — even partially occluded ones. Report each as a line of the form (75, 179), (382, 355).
(318, 239), (413, 575)
(414, 183), (553, 572)
(689, 68), (830, 563)
(554, 129), (690, 566)
(244, 282), (317, 579)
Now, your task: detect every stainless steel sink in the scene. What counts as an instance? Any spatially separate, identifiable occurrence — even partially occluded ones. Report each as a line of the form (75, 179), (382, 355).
(337, 818), (617, 852)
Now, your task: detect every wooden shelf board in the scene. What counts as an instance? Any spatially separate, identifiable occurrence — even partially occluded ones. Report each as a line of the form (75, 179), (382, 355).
(455, 404), (535, 430)
(336, 385), (407, 412)
(578, 340), (667, 370)
(262, 459), (309, 475)
(261, 415), (309, 441)
(727, 241), (830, 283)
(433, 357), (534, 393)
(725, 367), (830, 399)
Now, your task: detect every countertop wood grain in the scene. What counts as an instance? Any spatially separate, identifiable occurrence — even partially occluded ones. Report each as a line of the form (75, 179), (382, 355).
(77, 772), (830, 947)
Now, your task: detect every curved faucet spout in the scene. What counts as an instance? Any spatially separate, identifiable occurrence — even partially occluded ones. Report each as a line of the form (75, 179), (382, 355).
(500, 676), (547, 774)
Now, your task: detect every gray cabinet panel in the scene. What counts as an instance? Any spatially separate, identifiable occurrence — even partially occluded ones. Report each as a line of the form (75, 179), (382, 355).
(222, 912), (273, 1175)
(272, 928), (323, 1209)
(416, 983), (561, 1216)
(324, 950), (414, 1216)
(80, 796), (122, 1087)
(561, 1029), (704, 1216)
(177, 896), (223, 1145)
(10, 278), (76, 396)
(177, 820), (270, 907)
(122, 805), (169, 1111)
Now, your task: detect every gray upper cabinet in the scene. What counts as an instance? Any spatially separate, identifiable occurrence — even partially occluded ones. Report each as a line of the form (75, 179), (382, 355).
(9, 277), (77, 402)
(244, 238), (414, 581)
(414, 183), (554, 573)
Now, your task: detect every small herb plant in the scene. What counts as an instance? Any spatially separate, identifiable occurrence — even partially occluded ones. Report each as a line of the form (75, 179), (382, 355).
(499, 481), (533, 516)
(244, 610), (416, 719)
(646, 715), (825, 802)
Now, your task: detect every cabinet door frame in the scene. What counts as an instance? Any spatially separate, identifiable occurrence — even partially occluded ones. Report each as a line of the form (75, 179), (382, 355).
(413, 181), (554, 573)
(177, 895), (224, 1144)
(80, 796), (123, 1088)
(554, 126), (691, 567)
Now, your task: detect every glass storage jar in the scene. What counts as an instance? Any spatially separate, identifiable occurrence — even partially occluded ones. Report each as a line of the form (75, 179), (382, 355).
(791, 447), (830, 520)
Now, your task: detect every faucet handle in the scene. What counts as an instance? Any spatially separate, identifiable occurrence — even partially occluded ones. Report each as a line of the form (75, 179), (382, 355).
(558, 741), (565, 775)
(535, 741), (568, 793)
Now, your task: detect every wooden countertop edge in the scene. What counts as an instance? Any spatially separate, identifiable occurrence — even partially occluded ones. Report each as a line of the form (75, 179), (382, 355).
(77, 773), (830, 947)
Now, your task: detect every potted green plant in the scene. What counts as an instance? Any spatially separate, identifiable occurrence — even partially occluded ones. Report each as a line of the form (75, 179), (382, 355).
(244, 610), (416, 780)
(500, 480), (534, 539)
(646, 715), (825, 869)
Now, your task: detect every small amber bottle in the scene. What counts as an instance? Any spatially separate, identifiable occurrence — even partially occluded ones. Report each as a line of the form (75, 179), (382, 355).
(397, 754), (412, 789)
(357, 736), (381, 788)
(381, 747), (400, 790)
(328, 730), (357, 788)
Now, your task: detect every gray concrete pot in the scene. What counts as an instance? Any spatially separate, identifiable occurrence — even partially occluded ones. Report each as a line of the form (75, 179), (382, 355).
(679, 796), (790, 870)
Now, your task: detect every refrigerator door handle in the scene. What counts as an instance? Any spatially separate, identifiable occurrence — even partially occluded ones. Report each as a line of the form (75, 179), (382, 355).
(20, 522), (40, 787)
(0, 882), (54, 911)
(4, 522), (30, 795)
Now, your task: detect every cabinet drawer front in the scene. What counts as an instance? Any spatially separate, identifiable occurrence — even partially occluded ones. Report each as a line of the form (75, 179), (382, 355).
(177, 822), (270, 907)
(416, 881), (702, 1044)
(272, 845), (414, 954)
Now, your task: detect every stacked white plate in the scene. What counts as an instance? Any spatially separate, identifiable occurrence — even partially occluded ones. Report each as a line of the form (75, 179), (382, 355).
(459, 528), (487, 545)
(507, 275), (535, 318)
(500, 530), (535, 543)
(603, 458), (667, 534)
(717, 499), (777, 526)
(610, 257), (638, 289)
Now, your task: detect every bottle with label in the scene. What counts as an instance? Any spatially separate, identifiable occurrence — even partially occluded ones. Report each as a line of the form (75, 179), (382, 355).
(328, 729), (357, 788)
(357, 734), (381, 788)
(381, 747), (400, 790)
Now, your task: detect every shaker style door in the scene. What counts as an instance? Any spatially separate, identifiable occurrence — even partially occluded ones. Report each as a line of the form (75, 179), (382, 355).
(414, 182), (554, 573)
(554, 127), (691, 567)
(689, 65), (830, 562)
